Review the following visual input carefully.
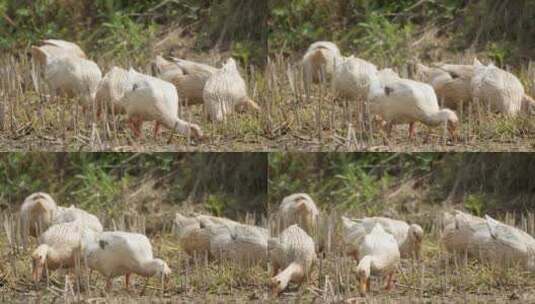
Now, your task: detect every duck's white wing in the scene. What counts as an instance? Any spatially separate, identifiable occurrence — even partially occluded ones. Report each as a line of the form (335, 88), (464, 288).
(170, 58), (217, 78)
(485, 215), (530, 254)
(99, 232), (154, 263)
(42, 39), (86, 58)
(342, 218), (372, 249)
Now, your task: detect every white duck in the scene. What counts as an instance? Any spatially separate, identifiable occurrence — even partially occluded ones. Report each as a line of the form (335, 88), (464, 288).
(174, 212), (240, 257)
(302, 41), (341, 87)
(269, 224), (317, 295)
(202, 58), (260, 122)
(82, 230), (171, 290)
(472, 59), (525, 115)
(333, 55), (378, 100)
(175, 217), (211, 257)
(122, 68), (203, 139)
(377, 68), (400, 84)
(441, 211), (487, 256)
(356, 223), (400, 296)
(53, 205), (103, 233)
(95, 66), (130, 116)
(442, 213), (535, 269)
(342, 216), (423, 259)
(203, 221), (269, 266)
(32, 47), (102, 111)
(31, 39), (86, 66)
(150, 55), (184, 83)
(20, 192), (58, 240)
(441, 210), (485, 232)
(31, 221), (85, 283)
(168, 57), (218, 105)
(278, 193), (319, 235)
(484, 215), (535, 269)
(416, 63), (473, 109)
(368, 76), (459, 140)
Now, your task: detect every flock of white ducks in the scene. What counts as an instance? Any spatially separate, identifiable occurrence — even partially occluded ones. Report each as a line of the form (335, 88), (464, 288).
(20, 192), (170, 290)
(29, 39), (535, 143)
(302, 41), (535, 140)
(20, 191), (535, 297)
(441, 210), (535, 269)
(31, 39), (259, 140)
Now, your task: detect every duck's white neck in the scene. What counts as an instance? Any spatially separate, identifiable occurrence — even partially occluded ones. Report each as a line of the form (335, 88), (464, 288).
(139, 259), (162, 277)
(425, 110), (450, 127)
(274, 262), (304, 291)
(357, 255), (373, 278)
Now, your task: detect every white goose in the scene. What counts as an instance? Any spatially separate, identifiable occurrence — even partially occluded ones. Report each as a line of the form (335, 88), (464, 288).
(122, 69), (203, 139)
(203, 221), (269, 266)
(32, 47), (102, 111)
(484, 215), (535, 269)
(95, 66), (130, 116)
(20, 192), (58, 239)
(472, 59), (525, 115)
(53, 205), (103, 233)
(416, 63), (473, 109)
(82, 230), (171, 290)
(269, 224), (317, 295)
(174, 212), (241, 257)
(377, 68), (400, 84)
(278, 193), (319, 235)
(150, 55), (184, 83)
(203, 58), (260, 122)
(168, 57), (218, 104)
(442, 213), (535, 269)
(302, 41), (341, 86)
(31, 221), (85, 283)
(342, 216), (423, 259)
(368, 76), (459, 140)
(356, 223), (400, 296)
(333, 55), (378, 100)
(31, 39), (86, 66)
(175, 215), (211, 257)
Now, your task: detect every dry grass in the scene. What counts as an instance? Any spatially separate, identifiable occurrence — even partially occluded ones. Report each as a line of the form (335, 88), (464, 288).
(1, 52), (534, 152)
(2, 208), (535, 303)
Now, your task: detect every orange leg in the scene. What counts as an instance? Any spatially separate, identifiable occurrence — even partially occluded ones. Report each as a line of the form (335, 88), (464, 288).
(408, 122), (416, 140)
(359, 277), (370, 296)
(106, 278), (112, 291)
(129, 117), (143, 138)
(153, 121), (161, 137)
(125, 273), (131, 290)
(384, 272), (395, 291)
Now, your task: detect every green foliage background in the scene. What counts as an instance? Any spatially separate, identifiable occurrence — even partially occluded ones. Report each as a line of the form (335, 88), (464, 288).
(0, 153), (267, 218)
(269, 0), (535, 66)
(0, 0), (268, 64)
(268, 153), (535, 215)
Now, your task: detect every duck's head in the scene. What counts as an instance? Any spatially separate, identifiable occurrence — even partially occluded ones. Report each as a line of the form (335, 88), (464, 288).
(32, 244), (50, 282)
(188, 124), (204, 140)
(270, 276), (284, 295)
(153, 258), (172, 278)
(409, 224), (424, 259)
(437, 109), (459, 141)
(356, 256), (372, 295)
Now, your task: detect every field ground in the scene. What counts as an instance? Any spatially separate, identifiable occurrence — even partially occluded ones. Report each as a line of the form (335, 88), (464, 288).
(2, 206), (535, 303)
(1, 50), (535, 152)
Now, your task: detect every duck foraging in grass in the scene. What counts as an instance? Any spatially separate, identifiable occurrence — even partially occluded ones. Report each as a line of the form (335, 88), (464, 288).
(82, 230), (171, 291)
